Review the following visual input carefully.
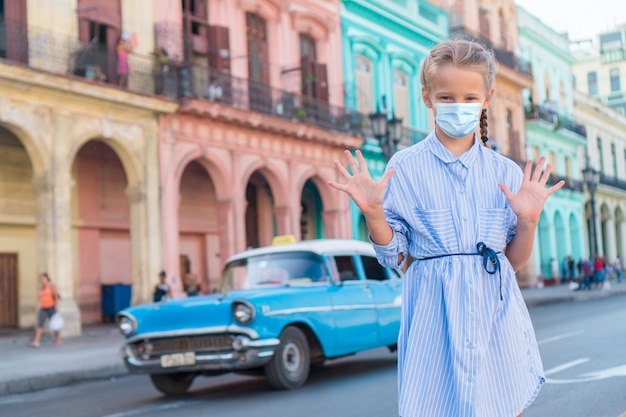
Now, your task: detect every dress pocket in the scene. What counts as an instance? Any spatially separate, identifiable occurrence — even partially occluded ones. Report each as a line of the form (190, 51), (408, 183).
(413, 207), (457, 253)
(478, 208), (509, 251)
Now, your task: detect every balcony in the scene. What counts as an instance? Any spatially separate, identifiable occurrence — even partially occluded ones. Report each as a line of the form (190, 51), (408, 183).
(599, 173), (626, 191)
(0, 19), (366, 137)
(450, 26), (533, 78)
(525, 105), (587, 137)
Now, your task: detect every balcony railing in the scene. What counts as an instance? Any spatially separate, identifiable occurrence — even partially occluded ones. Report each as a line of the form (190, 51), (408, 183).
(599, 173), (626, 191)
(171, 64), (366, 136)
(450, 26), (533, 78)
(0, 19), (366, 137)
(525, 105), (587, 137)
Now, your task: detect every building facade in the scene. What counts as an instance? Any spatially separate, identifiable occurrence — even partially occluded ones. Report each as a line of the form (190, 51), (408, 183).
(0, 0), (177, 334)
(339, 0), (448, 240)
(572, 24), (626, 116)
(574, 90), (626, 265)
(155, 0), (364, 296)
(517, 6), (587, 283)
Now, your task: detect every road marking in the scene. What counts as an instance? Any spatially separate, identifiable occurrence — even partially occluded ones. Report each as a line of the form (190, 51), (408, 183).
(544, 358), (589, 376)
(545, 362), (626, 384)
(537, 330), (583, 345)
(101, 400), (199, 417)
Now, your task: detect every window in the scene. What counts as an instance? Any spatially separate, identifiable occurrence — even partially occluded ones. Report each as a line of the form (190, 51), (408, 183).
(598, 137), (604, 172)
(549, 151), (557, 175)
(565, 157), (571, 179)
(334, 256), (358, 281)
(611, 143), (617, 177)
(393, 70), (409, 125)
(588, 71), (598, 96)
(355, 55), (374, 114)
(299, 34), (328, 101)
(610, 68), (621, 92)
(361, 256), (387, 281)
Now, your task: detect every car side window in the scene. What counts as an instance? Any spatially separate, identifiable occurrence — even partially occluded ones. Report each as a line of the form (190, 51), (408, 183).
(361, 256), (388, 281)
(334, 255), (359, 281)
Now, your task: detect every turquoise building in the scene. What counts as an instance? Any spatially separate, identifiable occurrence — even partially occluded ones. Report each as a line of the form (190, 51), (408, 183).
(517, 6), (588, 282)
(340, 0), (449, 240)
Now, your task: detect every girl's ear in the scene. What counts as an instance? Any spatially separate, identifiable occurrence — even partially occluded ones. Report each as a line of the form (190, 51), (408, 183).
(483, 88), (495, 110)
(422, 87), (432, 109)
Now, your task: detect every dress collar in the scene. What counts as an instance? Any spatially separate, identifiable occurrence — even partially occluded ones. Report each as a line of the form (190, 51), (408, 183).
(425, 130), (481, 168)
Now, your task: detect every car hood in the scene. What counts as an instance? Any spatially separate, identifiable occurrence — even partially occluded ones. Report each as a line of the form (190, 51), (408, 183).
(121, 287), (312, 338)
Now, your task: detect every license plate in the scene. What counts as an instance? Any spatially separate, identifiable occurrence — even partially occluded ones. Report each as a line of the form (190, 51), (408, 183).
(160, 352), (196, 368)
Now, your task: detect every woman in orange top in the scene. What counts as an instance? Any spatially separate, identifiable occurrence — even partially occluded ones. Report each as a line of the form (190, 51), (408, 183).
(29, 273), (61, 347)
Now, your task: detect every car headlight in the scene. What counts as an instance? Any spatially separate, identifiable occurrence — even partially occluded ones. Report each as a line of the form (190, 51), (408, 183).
(117, 314), (137, 336)
(232, 300), (255, 324)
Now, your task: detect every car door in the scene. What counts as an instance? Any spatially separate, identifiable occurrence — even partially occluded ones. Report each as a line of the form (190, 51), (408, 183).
(360, 255), (402, 346)
(328, 254), (378, 355)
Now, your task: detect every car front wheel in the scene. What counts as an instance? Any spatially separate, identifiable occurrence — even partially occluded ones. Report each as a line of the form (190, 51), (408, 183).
(264, 326), (310, 390)
(150, 372), (195, 395)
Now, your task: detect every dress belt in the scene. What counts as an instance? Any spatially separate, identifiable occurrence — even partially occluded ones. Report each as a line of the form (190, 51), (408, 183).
(417, 242), (503, 300)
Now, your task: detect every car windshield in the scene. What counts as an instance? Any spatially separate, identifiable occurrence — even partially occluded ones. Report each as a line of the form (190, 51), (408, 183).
(220, 251), (329, 291)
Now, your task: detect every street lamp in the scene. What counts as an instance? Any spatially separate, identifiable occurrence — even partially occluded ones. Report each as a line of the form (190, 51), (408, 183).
(369, 110), (403, 162)
(582, 163), (600, 256)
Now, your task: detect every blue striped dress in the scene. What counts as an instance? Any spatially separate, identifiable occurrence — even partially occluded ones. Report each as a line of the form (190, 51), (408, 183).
(371, 131), (544, 417)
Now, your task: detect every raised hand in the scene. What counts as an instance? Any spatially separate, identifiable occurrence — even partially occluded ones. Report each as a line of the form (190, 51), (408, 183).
(328, 150), (395, 216)
(498, 157), (565, 224)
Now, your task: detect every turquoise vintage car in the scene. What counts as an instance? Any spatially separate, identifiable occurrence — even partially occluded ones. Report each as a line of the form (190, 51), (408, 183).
(116, 239), (402, 395)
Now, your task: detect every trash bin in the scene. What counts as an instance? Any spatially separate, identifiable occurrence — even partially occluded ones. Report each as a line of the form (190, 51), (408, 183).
(101, 284), (132, 322)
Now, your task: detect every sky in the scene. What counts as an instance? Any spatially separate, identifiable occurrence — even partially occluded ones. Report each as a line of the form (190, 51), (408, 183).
(514, 0), (623, 42)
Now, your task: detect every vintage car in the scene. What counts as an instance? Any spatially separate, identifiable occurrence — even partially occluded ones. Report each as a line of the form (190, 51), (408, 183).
(116, 238), (402, 395)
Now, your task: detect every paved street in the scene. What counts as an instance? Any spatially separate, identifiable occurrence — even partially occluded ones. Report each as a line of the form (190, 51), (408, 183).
(1, 285), (626, 416)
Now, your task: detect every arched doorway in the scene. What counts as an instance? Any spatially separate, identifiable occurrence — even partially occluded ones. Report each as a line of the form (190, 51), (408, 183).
(600, 203), (611, 258)
(554, 211), (566, 265)
(569, 213), (583, 262)
(300, 179), (324, 240)
(0, 125), (35, 328)
(72, 140), (130, 323)
(245, 171), (275, 248)
(178, 161), (219, 294)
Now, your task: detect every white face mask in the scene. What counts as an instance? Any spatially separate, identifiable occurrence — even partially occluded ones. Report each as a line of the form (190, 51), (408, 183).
(434, 102), (483, 139)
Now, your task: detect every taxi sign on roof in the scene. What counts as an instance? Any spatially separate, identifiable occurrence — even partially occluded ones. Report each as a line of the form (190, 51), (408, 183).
(272, 235), (297, 245)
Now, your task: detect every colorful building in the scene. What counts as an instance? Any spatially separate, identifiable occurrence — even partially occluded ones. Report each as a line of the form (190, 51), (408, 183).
(339, 0), (448, 240)
(517, 6), (587, 283)
(0, 0), (177, 334)
(155, 0), (364, 296)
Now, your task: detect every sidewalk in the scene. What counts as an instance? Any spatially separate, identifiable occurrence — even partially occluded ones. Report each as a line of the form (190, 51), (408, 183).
(1, 282), (626, 397)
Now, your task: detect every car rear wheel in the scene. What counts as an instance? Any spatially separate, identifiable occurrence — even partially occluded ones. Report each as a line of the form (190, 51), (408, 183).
(150, 372), (195, 395)
(264, 326), (310, 390)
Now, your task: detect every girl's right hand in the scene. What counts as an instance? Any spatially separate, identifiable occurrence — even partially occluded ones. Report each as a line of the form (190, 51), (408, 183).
(328, 150), (396, 215)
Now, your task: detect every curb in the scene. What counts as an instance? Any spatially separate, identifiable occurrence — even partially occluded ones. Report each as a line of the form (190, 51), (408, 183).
(523, 288), (626, 308)
(0, 364), (129, 397)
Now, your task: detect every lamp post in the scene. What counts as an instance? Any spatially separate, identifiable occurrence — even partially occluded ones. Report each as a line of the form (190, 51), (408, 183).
(369, 110), (403, 162)
(582, 164), (600, 257)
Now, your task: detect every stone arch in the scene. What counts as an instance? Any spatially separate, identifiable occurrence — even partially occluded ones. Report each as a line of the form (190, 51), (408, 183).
(292, 11), (332, 43)
(537, 211), (552, 278)
(554, 210), (567, 262)
(600, 202), (612, 257)
(67, 131), (141, 190)
(240, 158), (288, 208)
(239, 0), (282, 21)
(0, 121), (48, 177)
(173, 147), (231, 202)
(569, 212), (583, 262)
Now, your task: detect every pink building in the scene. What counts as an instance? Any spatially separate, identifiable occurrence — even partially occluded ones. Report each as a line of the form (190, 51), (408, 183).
(155, 0), (364, 294)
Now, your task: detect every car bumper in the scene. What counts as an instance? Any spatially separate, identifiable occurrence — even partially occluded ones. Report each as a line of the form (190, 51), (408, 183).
(121, 336), (281, 374)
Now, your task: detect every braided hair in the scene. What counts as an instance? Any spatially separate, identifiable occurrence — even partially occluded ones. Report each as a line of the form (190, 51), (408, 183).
(480, 109), (491, 149)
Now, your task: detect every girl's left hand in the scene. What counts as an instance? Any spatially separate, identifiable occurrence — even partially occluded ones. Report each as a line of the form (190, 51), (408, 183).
(499, 157), (565, 224)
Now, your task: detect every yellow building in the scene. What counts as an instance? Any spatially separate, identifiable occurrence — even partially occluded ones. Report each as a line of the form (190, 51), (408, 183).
(0, 0), (177, 335)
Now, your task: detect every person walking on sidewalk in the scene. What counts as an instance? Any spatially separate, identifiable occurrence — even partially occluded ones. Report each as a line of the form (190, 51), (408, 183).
(30, 273), (61, 347)
(329, 39), (564, 417)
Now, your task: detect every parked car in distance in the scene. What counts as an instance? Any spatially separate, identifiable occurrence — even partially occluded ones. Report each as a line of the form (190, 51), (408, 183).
(116, 238), (402, 395)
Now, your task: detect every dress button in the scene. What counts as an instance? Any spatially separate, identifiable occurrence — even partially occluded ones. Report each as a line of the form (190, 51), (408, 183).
(470, 311), (475, 316)
(468, 376), (473, 382)
(468, 343), (474, 349)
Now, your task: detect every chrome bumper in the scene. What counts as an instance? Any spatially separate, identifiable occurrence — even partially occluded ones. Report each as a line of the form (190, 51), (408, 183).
(120, 336), (280, 374)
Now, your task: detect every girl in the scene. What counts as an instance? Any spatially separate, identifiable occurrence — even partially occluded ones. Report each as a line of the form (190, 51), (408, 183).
(329, 39), (564, 417)
(30, 273), (61, 347)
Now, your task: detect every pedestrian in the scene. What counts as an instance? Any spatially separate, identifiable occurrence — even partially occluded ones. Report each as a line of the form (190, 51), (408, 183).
(116, 34), (132, 88)
(153, 270), (172, 302)
(580, 258), (592, 290)
(29, 272), (61, 347)
(329, 39), (564, 417)
(615, 257), (623, 283)
(593, 254), (604, 288)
